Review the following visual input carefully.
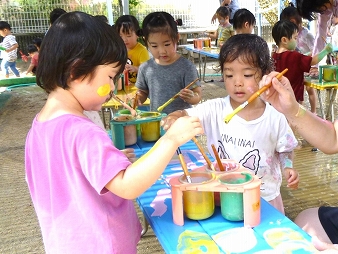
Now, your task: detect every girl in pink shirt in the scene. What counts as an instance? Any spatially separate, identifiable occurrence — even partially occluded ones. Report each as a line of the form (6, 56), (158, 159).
(25, 11), (202, 253)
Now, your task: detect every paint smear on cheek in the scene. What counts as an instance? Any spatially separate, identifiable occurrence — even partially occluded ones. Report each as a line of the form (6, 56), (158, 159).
(97, 84), (111, 97)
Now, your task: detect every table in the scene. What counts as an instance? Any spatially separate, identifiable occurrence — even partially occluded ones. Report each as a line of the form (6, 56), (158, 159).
(135, 139), (316, 253)
(184, 44), (220, 82)
(178, 27), (215, 45)
(304, 77), (338, 121)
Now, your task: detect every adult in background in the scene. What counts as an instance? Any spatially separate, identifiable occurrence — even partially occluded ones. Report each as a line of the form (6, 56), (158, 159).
(295, 0), (338, 76)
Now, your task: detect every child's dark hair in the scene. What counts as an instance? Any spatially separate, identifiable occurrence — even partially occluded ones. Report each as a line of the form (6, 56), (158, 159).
(296, 0), (331, 21)
(49, 8), (67, 25)
(27, 44), (38, 54)
(37, 11), (127, 94)
(142, 12), (180, 45)
(272, 20), (299, 46)
(114, 15), (142, 36)
(280, 6), (302, 25)
(0, 21), (11, 30)
(233, 8), (256, 30)
(219, 34), (273, 76)
(95, 15), (108, 24)
(32, 37), (42, 48)
(216, 6), (231, 18)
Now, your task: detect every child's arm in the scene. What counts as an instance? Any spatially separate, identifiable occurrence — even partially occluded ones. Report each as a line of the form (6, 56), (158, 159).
(207, 30), (217, 40)
(132, 89), (148, 106)
(311, 43), (333, 65)
(25, 63), (35, 75)
(105, 116), (203, 199)
(280, 151), (299, 189)
(5, 43), (18, 53)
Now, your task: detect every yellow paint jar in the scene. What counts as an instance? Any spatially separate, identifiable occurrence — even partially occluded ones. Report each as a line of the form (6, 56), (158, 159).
(140, 112), (161, 142)
(179, 172), (215, 220)
(323, 68), (335, 82)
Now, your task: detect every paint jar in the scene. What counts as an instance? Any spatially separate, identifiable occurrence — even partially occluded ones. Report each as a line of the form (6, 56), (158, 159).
(140, 112), (161, 142)
(206, 159), (240, 206)
(218, 172), (253, 221)
(193, 39), (203, 49)
(118, 109), (141, 136)
(202, 37), (211, 48)
(323, 67), (335, 82)
(113, 115), (137, 146)
(179, 172), (215, 220)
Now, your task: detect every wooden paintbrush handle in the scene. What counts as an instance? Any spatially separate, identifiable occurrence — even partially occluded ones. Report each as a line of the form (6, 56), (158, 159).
(211, 144), (225, 171)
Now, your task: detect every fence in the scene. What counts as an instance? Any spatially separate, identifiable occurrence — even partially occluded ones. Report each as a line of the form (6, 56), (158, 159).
(0, 0), (282, 57)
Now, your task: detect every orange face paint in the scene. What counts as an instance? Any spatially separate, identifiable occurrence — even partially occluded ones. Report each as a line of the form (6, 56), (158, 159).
(97, 84), (111, 97)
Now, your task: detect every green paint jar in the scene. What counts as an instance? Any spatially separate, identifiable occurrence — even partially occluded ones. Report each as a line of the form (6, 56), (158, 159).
(219, 172), (253, 221)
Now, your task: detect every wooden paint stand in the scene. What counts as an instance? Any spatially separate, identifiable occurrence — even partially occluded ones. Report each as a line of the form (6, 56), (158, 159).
(170, 168), (261, 227)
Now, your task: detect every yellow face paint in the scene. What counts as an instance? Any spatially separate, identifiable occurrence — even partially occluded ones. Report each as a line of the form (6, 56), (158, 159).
(97, 84), (111, 97)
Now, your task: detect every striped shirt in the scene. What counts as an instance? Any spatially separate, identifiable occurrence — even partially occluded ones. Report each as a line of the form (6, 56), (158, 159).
(1, 34), (18, 61)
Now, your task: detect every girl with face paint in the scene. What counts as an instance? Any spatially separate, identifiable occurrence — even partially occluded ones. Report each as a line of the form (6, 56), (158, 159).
(271, 20), (332, 104)
(24, 11), (203, 253)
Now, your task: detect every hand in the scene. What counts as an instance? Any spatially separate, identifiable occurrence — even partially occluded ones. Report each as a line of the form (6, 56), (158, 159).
(259, 72), (299, 117)
(125, 64), (137, 73)
(179, 88), (196, 102)
(121, 148), (137, 162)
(164, 116), (203, 146)
(284, 168), (299, 189)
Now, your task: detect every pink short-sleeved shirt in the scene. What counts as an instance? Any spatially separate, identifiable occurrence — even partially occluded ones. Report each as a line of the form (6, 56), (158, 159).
(25, 114), (141, 253)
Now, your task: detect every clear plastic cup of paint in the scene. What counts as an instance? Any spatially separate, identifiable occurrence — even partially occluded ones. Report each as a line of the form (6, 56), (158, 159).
(179, 172), (215, 220)
(218, 172), (253, 221)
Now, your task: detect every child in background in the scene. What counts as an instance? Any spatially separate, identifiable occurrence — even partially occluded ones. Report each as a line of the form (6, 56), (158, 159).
(272, 20), (332, 108)
(25, 11), (203, 253)
(232, 8), (256, 34)
(161, 34), (300, 214)
(208, 6), (234, 47)
(24, 44), (38, 75)
(280, 5), (318, 114)
(135, 11), (201, 114)
(114, 15), (150, 84)
(0, 21), (20, 78)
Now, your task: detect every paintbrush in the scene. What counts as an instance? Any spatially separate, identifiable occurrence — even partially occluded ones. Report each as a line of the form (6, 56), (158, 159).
(176, 147), (192, 183)
(211, 144), (225, 171)
(157, 78), (199, 112)
(224, 68), (288, 124)
(192, 137), (216, 171)
(132, 92), (138, 110)
(111, 93), (138, 117)
(321, 36), (327, 45)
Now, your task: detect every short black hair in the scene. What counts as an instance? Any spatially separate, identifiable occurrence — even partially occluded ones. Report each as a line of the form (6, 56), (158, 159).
(280, 6), (302, 25)
(27, 44), (38, 54)
(216, 6), (231, 18)
(142, 12), (179, 46)
(233, 8), (256, 30)
(0, 21), (11, 30)
(49, 8), (67, 25)
(114, 15), (142, 36)
(37, 11), (127, 94)
(296, 0), (331, 21)
(219, 34), (273, 76)
(32, 37), (42, 48)
(272, 20), (299, 46)
(95, 15), (108, 24)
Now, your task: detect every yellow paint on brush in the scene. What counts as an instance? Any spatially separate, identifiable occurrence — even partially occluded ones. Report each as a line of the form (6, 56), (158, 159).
(97, 84), (111, 97)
